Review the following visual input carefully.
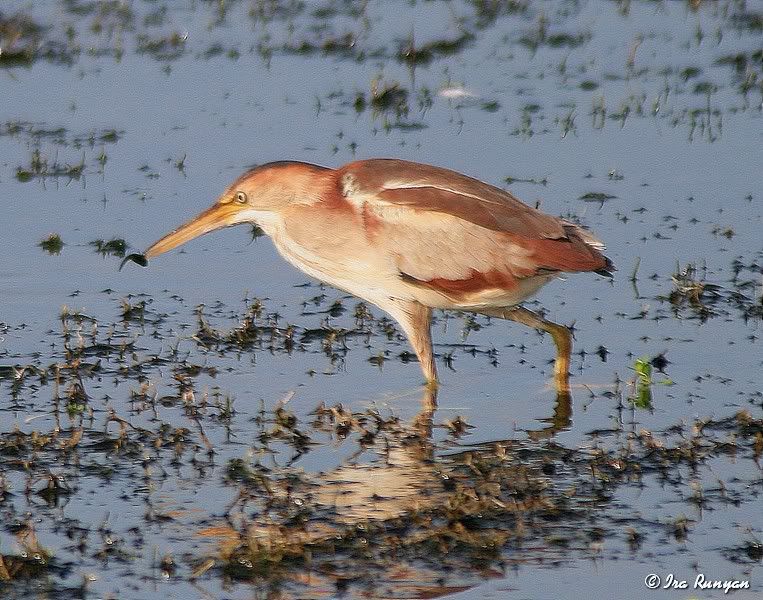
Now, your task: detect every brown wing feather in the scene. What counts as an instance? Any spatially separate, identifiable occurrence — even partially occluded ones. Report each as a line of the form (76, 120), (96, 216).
(339, 159), (566, 239)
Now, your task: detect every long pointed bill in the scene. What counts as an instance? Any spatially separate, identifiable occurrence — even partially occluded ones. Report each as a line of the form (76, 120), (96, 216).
(144, 202), (243, 260)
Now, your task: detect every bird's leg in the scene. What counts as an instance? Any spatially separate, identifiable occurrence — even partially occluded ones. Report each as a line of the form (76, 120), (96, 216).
(480, 306), (572, 394)
(410, 387), (437, 453)
(527, 391), (572, 441)
(381, 300), (437, 386)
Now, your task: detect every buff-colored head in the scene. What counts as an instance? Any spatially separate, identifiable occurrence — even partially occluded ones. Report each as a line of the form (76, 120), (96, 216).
(130, 161), (328, 264)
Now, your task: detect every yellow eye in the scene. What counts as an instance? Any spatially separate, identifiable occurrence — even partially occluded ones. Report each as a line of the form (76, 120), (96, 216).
(235, 191), (248, 204)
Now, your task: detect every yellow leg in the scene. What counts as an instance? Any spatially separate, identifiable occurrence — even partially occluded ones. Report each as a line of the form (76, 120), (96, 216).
(380, 299), (437, 385)
(480, 306), (572, 394)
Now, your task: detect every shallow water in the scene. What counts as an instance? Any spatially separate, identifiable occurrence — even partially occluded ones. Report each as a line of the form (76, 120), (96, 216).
(1, 1), (762, 598)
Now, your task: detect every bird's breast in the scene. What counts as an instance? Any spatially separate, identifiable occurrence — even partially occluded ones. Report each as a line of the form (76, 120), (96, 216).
(268, 203), (405, 303)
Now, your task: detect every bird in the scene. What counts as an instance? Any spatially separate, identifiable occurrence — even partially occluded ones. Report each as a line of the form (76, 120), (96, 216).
(124, 159), (612, 394)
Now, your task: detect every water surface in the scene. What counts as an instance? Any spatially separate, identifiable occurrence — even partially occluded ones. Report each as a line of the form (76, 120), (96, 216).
(1, 1), (761, 598)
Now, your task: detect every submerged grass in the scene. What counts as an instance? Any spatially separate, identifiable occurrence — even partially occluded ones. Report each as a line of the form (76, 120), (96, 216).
(38, 234), (64, 255)
(15, 148), (85, 182)
(89, 238), (127, 258)
(660, 261), (763, 321)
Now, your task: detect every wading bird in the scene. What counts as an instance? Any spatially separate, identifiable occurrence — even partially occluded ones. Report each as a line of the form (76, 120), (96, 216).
(125, 159), (612, 393)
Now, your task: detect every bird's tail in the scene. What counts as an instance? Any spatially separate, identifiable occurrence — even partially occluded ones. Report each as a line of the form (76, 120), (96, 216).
(560, 222), (615, 278)
(594, 255), (616, 278)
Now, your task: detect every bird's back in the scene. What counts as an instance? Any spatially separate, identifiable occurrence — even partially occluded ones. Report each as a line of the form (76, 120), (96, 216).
(337, 159), (610, 273)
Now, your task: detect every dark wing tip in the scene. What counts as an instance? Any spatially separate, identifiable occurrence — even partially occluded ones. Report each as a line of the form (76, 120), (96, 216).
(595, 256), (616, 278)
(119, 253), (148, 271)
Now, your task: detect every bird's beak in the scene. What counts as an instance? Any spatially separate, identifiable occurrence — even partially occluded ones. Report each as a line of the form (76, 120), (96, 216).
(144, 201), (242, 259)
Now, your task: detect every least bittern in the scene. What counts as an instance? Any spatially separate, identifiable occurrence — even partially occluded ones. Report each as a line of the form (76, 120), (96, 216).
(124, 159), (612, 393)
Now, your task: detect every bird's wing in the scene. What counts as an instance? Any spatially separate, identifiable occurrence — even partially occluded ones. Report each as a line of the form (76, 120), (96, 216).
(336, 159), (608, 290)
(338, 159), (568, 239)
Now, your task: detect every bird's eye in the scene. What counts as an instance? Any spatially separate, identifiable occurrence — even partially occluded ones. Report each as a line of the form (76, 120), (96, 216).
(235, 191), (248, 204)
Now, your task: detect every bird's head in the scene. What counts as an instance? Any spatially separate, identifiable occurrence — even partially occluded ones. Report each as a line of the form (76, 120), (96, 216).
(135, 161), (328, 263)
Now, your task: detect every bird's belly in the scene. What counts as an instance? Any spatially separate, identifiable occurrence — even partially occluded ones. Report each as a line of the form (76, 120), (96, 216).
(271, 235), (413, 305)
(270, 226), (556, 312)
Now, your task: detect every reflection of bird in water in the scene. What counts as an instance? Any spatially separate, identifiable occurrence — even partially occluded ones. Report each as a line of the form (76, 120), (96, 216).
(315, 445), (437, 522)
(313, 391), (440, 523)
(126, 159), (612, 393)
(212, 389), (575, 598)
(312, 387), (572, 520)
